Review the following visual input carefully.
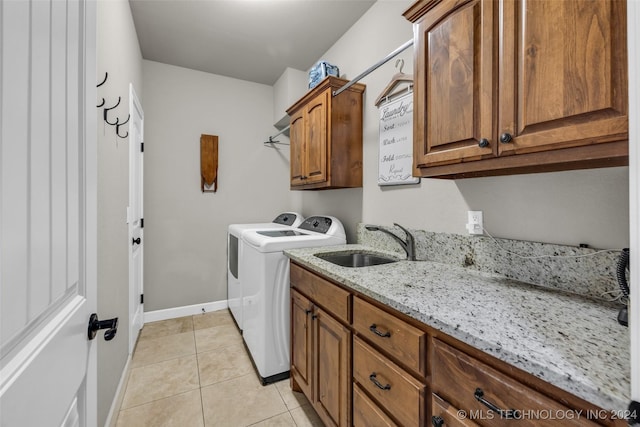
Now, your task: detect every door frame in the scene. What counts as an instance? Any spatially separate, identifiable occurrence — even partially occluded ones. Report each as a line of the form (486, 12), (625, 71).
(128, 84), (144, 354)
(628, 0), (639, 403)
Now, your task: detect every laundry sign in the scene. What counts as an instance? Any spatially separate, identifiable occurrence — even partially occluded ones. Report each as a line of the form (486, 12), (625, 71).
(377, 92), (419, 186)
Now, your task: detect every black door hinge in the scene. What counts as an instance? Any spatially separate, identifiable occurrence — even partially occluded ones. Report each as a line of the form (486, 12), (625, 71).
(140, 142), (144, 152)
(140, 218), (144, 228)
(140, 294), (144, 304)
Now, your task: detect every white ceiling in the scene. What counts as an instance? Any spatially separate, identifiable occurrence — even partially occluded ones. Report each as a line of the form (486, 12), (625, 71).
(128, 0), (377, 86)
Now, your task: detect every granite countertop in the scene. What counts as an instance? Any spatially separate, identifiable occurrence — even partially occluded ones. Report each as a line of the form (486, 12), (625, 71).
(285, 244), (630, 412)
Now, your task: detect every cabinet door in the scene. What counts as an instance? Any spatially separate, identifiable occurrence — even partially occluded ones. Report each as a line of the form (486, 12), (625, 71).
(431, 393), (480, 427)
(291, 290), (313, 400)
(353, 385), (398, 427)
(314, 307), (351, 427)
(305, 91), (328, 184)
(289, 110), (306, 186)
(498, 0), (628, 156)
(413, 0), (494, 169)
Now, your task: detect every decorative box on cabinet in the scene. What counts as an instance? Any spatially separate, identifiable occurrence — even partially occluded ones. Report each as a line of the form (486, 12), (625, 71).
(286, 76), (365, 190)
(404, 0), (628, 178)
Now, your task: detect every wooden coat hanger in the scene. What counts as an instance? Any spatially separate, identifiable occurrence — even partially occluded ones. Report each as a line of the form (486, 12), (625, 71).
(375, 59), (414, 107)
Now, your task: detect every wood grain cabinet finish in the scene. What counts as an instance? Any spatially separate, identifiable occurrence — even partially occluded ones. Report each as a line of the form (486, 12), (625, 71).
(353, 336), (426, 427)
(404, 0), (628, 178)
(286, 76), (365, 190)
(290, 278), (351, 427)
(290, 263), (623, 427)
(431, 393), (481, 427)
(290, 290), (314, 400)
(290, 263), (350, 323)
(314, 308), (351, 427)
(353, 296), (426, 376)
(431, 339), (601, 427)
(353, 385), (399, 427)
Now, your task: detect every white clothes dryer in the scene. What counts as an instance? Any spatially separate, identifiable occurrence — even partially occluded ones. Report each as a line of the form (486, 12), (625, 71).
(227, 212), (304, 331)
(241, 215), (346, 384)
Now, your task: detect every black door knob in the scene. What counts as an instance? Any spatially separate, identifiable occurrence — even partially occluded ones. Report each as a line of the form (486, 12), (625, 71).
(500, 132), (513, 143)
(132, 237), (141, 245)
(432, 416), (444, 427)
(478, 138), (490, 148)
(88, 313), (118, 341)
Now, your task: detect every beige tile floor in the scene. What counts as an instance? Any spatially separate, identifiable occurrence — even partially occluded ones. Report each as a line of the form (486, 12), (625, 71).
(115, 310), (324, 427)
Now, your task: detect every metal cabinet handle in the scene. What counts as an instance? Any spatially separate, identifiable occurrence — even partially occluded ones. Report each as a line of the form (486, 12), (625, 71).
(474, 388), (519, 419)
(369, 324), (391, 338)
(478, 138), (490, 148)
(500, 132), (513, 143)
(369, 373), (391, 390)
(132, 237), (141, 245)
(431, 416), (444, 427)
(305, 309), (312, 315)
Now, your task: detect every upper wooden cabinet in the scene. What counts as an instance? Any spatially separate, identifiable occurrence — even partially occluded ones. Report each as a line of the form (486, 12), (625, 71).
(287, 76), (365, 189)
(404, 0), (628, 178)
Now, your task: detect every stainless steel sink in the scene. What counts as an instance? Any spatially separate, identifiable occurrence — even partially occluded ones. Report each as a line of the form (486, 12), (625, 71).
(315, 252), (399, 267)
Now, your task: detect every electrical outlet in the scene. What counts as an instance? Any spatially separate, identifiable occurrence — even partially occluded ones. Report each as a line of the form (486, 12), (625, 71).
(466, 211), (483, 235)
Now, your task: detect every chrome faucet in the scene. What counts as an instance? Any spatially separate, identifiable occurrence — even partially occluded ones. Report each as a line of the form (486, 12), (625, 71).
(365, 223), (416, 261)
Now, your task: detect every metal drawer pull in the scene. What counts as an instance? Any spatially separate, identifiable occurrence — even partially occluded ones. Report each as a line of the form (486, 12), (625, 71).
(474, 388), (519, 419)
(431, 416), (444, 427)
(369, 373), (391, 390)
(369, 324), (391, 338)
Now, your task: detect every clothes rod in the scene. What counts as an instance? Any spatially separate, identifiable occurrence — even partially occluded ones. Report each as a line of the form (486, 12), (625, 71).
(264, 124), (291, 145)
(333, 39), (414, 97)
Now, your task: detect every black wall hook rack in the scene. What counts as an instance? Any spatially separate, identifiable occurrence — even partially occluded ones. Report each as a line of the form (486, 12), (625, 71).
(103, 96), (121, 125)
(97, 72), (108, 107)
(97, 72), (108, 87)
(116, 114), (130, 139)
(97, 72), (130, 139)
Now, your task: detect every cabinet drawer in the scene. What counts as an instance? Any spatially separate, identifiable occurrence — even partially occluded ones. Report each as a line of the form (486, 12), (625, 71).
(290, 263), (350, 323)
(353, 385), (398, 427)
(353, 297), (426, 375)
(431, 339), (600, 427)
(353, 336), (425, 427)
(431, 393), (480, 427)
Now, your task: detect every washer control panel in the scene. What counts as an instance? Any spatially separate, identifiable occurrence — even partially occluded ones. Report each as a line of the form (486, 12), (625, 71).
(298, 216), (333, 234)
(273, 212), (300, 226)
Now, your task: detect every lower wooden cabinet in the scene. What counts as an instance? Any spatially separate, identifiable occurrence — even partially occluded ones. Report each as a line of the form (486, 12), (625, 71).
(291, 290), (313, 400)
(290, 262), (625, 427)
(290, 287), (351, 427)
(353, 385), (398, 427)
(431, 339), (601, 427)
(431, 393), (480, 427)
(353, 336), (425, 426)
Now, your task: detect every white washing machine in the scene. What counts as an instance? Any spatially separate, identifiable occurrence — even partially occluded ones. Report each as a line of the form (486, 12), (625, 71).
(227, 212), (304, 331)
(241, 215), (346, 384)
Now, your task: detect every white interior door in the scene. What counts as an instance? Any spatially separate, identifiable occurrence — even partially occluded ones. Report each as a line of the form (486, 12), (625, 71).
(128, 84), (144, 353)
(0, 0), (98, 426)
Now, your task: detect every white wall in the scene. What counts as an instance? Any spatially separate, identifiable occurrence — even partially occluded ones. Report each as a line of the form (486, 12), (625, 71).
(142, 60), (292, 311)
(96, 0), (143, 425)
(292, 0), (629, 250)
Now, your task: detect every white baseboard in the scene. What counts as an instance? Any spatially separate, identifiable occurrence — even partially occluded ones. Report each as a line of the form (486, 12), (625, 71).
(143, 300), (229, 323)
(104, 354), (131, 427)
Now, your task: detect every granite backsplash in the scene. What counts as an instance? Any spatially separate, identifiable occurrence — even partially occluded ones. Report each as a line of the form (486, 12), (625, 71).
(357, 223), (625, 301)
